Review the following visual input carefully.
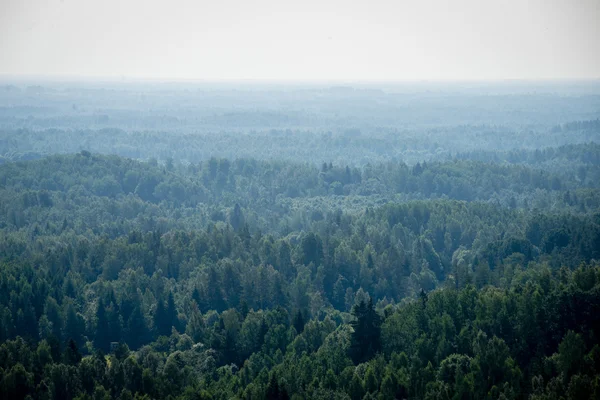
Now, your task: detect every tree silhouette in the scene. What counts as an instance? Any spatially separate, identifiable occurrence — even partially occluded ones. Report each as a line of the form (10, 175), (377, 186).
(349, 298), (382, 364)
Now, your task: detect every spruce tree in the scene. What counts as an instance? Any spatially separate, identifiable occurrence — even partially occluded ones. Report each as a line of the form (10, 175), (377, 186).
(153, 297), (169, 337)
(126, 306), (148, 349)
(293, 310), (305, 334)
(166, 291), (178, 331)
(63, 338), (81, 365)
(349, 298), (382, 364)
(94, 298), (110, 352)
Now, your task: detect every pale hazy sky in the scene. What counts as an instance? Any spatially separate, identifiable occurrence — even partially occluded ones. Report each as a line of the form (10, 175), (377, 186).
(0, 0), (598, 81)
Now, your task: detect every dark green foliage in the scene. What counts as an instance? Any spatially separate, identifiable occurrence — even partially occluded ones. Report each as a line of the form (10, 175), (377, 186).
(63, 339), (81, 365)
(349, 299), (382, 364)
(0, 145), (599, 399)
(292, 310), (305, 334)
(153, 297), (171, 337)
(265, 373), (289, 400)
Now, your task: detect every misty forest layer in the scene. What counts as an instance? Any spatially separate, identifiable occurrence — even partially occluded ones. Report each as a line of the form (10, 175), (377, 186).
(0, 82), (599, 400)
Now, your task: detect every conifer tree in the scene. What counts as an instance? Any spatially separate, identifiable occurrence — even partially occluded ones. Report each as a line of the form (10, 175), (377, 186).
(349, 298), (382, 364)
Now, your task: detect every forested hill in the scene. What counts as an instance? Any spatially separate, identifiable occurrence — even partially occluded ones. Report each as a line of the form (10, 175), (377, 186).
(1, 149), (600, 399)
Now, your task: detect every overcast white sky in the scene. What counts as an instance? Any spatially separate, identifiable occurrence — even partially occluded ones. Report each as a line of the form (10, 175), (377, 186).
(0, 0), (598, 81)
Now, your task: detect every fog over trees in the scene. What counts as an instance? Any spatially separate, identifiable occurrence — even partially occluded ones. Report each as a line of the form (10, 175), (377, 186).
(0, 81), (599, 399)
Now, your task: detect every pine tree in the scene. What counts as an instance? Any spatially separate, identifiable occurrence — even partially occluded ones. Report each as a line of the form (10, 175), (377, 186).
(167, 291), (178, 332)
(94, 298), (110, 352)
(126, 306), (148, 349)
(349, 373), (365, 400)
(206, 267), (225, 312)
(107, 301), (123, 346)
(154, 297), (170, 337)
(229, 203), (245, 231)
(293, 310), (305, 334)
(192, 286), (205, 311)
(223, 264), (241, 308)
(258, 318), (269, 350)
(64, 303), (85, 348)
(63, 338), (81, 365)
(240, 300), (249, 319)
(278, 241), (293, 278)
(265, 372), (288, 399)
(349, 298), (382, 364)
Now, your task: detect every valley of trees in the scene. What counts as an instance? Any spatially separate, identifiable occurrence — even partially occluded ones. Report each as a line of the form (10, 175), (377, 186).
(0, 82), (599, 399)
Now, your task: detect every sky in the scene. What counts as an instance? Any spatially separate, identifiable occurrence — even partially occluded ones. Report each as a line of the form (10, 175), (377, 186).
(0, 0), (598, 81)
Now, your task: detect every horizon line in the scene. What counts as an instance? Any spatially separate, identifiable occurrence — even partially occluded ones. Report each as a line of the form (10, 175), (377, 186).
(1, 73), (599, 85)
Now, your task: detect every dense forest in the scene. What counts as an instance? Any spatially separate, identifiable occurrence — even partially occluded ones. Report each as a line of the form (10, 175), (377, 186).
(1, 82), (600, 399)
